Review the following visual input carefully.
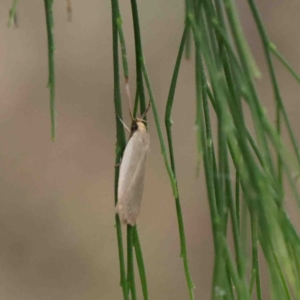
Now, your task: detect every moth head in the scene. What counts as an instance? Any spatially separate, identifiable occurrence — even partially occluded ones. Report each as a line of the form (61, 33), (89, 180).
(132, 117), (147, 132)
(130, 103), (150, 133)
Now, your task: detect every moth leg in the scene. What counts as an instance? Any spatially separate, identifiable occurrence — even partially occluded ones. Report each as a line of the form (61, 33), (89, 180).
(141, 101), (151, 118)
(116, 114), (130, 132)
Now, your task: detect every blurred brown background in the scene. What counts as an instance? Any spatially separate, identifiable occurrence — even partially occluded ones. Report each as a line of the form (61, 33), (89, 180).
(1, 0), (300, 299)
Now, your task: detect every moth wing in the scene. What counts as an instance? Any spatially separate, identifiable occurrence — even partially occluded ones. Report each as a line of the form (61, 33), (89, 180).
(116, 130), (150, 226)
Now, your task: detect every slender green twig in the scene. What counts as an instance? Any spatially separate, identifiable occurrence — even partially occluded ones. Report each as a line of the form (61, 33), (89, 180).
(192, 6), (227, 297)
(222, 0), (261, 79)
(44, 0), (56, 141)
(115, 3), (129, 81)
(7, 0), (19, 27)
(111, 0), (128, 299)
(250, 211), (263, 300)
(130, 0), (146, 116)
(270, 44), (300, 85)
(235, 171), (240, 230)
(247, 0), (300, 176)
(222, 237), (251, 299)
(127, 226), (137, 300)
(247, 0), (284, 191)
(184, 0), (192, 60)
(164, 26), (195, 300)
(141, 60), (178, 197)
(133, 227), (149, 300)
(273, 251), (293, 300)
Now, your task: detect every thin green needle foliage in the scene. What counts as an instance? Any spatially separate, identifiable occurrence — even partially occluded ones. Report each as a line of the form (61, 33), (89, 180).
(270, 44), (300, 85)
(44, 0), (56, 141)
(130, 0), (147, 117)
(133, 228), (148, 300)
(127, 226), (137, 300)
(165, 26), (195, 300)
(186, 0), (300, 299)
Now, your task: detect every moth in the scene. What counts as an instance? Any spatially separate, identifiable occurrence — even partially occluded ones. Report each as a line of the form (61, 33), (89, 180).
(116, 105), (151, 226)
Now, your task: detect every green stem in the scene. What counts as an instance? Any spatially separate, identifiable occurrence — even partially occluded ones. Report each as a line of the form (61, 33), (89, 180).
(222, 238), (251, 300)
(270, 44), (300, 85)
(250, 212), (262, 300)
(127, 226), (137, 300)
(111, 0), (128, 298)
(44, 0), (56, 141)
(164, 26), (195, 300)
(133, 228), (149, 300)
(115, 4), (129, 81)
(273, 252), (292, 300)
(247, 0), (284, 190)
(140, 60), (178, 198)
(130, 0), (146, 117)
(235, 171), (240, 230)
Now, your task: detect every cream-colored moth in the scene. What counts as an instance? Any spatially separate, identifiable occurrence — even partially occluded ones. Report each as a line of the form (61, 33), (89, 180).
(116, 102), (151, 226)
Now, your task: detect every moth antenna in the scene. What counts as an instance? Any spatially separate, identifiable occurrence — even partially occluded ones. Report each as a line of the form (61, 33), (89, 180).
(116, 114), (131, 132)
(141, 101), (151, 119)
(125, 82), (134, 120)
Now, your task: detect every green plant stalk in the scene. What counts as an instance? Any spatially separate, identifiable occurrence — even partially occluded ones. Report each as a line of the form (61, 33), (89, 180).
(201, 1), (228, 228)
(164, 26), (195, 300)
(290, 243), (300, 297)
(207, 1), (290, 217)
(202, 28), (296, 298)
(192, 11), (226, 298)
(206, 85), (264, 171)
(225, 150), (245, 280)
(111, 0), (129, 298)
(222, 237), (251, 300)
(130, 0), (146, 117)
(203, 1), (247, 281)
(116, 15), (129, 81)
(273, 251), (292, 300)
(225, 265), (236, 299)
(133, 227), (149, 300)
(208, 12), (299, 192)
(247, 1), (300, 212)
(191, 5), (231, 296)
(127, 226), (137, 300)
(112, 0), (128, 81)
(7, 0), (19, 27)
(216, 45), (246, 282)
(44, 0), (56, 141)
(270, 44), (300, 84)
(216, 0), (273, 171)
(220, 0), (261, 79)
(235, 171), (240, 230)
(249, 269), (256, 296)
(246, 0), (284, 190)
(250, 211), (263, 300)
(206, 85), (271, 294)
(184, 0), (192, 59)
(140, 61), (178, 198)
(223, 0), (275, 173)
